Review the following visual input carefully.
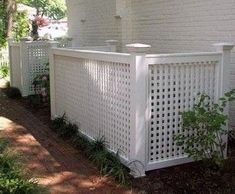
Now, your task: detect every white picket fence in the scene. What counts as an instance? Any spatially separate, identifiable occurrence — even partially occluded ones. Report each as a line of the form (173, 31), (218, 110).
(49, 43), (233, 177)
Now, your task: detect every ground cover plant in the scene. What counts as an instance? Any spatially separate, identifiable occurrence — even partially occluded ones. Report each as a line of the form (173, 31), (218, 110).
(0, 138), (46, 194)
(51, 115), (130, 184)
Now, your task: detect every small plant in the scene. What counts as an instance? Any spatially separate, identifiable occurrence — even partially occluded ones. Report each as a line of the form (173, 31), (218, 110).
(5, 87), (21, 99)
(174, 89), (235, 168)
(51, 114), (67, 131)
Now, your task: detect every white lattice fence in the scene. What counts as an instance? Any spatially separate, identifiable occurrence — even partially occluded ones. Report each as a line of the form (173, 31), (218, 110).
(9, 40), (57, 96)
(22, 41), (51, 95)
(51, 49), (132, 160)
(146, 54), (221, 170)
(50, 43), (232, 177)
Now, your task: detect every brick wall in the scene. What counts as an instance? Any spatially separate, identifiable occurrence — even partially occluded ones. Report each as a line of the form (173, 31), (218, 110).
(66, 0), (235, 126)
(131, 0), (235, 56)
(66, 0), (120, 47)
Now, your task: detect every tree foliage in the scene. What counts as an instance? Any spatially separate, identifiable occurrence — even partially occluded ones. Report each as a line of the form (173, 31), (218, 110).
(0, 2), (7, 47)
(0, 0), (17, 47)
(12, 10), (30, 41)
(0, 0), (66, 47)
(20, 0), (67, 20)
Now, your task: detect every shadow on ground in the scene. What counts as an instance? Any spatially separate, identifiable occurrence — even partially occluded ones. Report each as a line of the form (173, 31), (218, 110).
(0, 93), (134, 194)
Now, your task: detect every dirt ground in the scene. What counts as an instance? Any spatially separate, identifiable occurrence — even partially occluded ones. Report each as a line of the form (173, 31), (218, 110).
(1, 87), (235, 194)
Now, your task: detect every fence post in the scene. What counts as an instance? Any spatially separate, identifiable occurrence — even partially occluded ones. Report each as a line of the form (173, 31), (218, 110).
(213, 43), (234, 95)
(213, 43), (234, 158)
(126, 43), (151, 177)
(105, 40), (118, 52)
(49, 42), (58, 119)
(19, 40), (29, 96)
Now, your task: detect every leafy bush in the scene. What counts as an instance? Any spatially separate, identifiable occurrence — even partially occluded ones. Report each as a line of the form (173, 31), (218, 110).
(12, 11), (30, 42)
(0, 64), (9, 78)
(0, 138), (46, 194)
(174, 90), (235, 168)
(5, 87), (21, 99)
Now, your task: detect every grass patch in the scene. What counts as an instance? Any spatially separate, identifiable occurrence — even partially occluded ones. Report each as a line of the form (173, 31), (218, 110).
(51, 115), (130, 184)
(0, 138), (47, 194)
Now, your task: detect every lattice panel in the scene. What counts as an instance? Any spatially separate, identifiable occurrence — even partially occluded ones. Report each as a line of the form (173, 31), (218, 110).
(148, 61), (218, 163)
(54, 56), (131, 160)
(26, 43), (50, 94)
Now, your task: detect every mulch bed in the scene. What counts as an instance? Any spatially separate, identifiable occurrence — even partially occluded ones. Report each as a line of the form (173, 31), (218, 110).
(9, 95), (235, 194)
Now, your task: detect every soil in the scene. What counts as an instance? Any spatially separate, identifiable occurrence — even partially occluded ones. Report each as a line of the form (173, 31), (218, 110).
(2, 91), (235, 194)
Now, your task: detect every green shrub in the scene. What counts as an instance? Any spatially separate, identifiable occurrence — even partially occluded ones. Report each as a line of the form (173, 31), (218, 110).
(5, 87), (21, 99)
(174, 90), (235, 168)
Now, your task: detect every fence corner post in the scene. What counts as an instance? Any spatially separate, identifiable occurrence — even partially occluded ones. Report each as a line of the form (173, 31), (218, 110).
(213, 43), (234, 159)
(105, 40), (118, 52)
(126, 43), (151, 177)
(213, 43), (234, 95)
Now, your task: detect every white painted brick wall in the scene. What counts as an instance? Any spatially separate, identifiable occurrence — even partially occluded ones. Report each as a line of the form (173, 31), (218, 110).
(66, 0), (120, 47)
(131, 0), (235, 60)
(66, 0), (235, 126)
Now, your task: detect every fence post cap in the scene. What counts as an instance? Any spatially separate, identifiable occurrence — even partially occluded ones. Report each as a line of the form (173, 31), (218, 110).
(126, 43), (151, 53)
(213, 43), (234, 51)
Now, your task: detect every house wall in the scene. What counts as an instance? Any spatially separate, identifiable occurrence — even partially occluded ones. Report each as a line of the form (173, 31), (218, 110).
(66, 0), (121, 47)
(66, 0), (235, 126)
(131, 0), (235, 55)
(67, 0), (235, 54)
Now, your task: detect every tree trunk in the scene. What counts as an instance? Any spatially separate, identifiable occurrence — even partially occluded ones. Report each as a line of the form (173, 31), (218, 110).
(3, 0), (16, 38)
